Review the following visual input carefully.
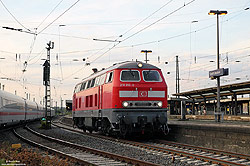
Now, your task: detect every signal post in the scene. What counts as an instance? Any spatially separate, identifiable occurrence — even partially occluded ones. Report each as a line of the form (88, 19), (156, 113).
(42, 41), (54, 129)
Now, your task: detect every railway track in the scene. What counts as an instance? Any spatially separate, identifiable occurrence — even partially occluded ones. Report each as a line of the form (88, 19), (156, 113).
(13, 125), (159, 166)
(127, 141), (250, 166)
(53, 120), (250, 166)
(154, 139), (250, 161)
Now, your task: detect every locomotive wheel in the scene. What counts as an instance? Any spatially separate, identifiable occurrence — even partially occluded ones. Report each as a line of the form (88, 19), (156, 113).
(161, 124), (168, 135)
(101, 119), (111, 135)
(88, 129), (93, 133)
(119, 123), (128, 137)
(101, 125), (111, 135)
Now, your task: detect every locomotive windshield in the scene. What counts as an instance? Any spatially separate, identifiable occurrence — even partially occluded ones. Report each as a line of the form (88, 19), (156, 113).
(143, 70), (162, 82)
(121, 70), (140, 81)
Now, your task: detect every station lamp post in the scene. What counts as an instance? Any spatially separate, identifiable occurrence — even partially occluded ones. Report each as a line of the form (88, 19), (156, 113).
(208, 10), (227, 122)
(141, 50), (152, 63)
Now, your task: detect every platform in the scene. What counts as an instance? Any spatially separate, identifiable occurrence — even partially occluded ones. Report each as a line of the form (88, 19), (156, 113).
(167, 115), (250, 155)
(169, 114), (250, 121)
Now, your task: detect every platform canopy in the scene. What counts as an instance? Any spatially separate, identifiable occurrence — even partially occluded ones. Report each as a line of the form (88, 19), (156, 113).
(173, 81), (250, 100)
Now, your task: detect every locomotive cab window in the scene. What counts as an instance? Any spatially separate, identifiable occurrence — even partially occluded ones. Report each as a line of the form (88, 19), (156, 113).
(105, 71), (113, 84)
(73, 86), (77, 93)
(143, 70), (162, 82)
(80, 82), (86, 91)
(121, 70), (140, 81)
(75, 83), (81, 93)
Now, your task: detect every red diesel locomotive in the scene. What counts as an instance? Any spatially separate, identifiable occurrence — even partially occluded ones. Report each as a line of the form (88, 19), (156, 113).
(72, 61), (168, 136)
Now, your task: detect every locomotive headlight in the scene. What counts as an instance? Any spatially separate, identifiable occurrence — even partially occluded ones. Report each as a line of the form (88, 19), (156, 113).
(137, 62), (143, 68)
(122, 101), (129, 107)
(157, 101), (163, 107)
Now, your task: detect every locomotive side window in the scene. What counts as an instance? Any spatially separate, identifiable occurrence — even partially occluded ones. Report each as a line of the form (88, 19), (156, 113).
(86, 96), (89, 107)
(79, 97), (82, 108)
(78, 84), (82, 92)
(77, 84), (81, 92)
(87, 80), (91, 89)
(121, 70), (140, 81)
(91, 78), (96, 87)
(142, 70), (162, 82)
(95, 76), (100, 86)
(90, 95), (93, 107)
(105, 71), (113, 83)
(94, 94), (98, 106)
(99, 74), (106, 85)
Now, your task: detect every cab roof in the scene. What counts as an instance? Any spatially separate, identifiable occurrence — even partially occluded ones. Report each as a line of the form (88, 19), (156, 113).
(78, 61), (160, 83)
(114, 61), (160, 70)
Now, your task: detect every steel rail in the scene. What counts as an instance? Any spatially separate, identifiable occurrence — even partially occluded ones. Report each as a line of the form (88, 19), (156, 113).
(12, 128), (94, 166)
(25, 125), (160, 166)
(155, 139), (250, 160)
(121, 140), (247, 166)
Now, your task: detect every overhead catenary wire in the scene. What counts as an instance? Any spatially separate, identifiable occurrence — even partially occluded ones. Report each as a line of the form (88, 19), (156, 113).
(121, 0), (196, 43)
(121, 0), (174, 37)
(1, 0), (81, 80)
(62, 0), (173, 52)
(28, 48), (46, 65)
(0, 0), (31, 32)
(41, 21), (223, 58)
(161, 45), (250, 79)
(116, 6), (248, 49)
(62, 1), (196, 81)
(22, 6), (245, 58)
(36, 0), (65, 29)
(166, 52), (250, 82)
(37, 0), (81, 35)
(5, 4), (241, 60)
(2, 2), (248, 66)
(79, 0), (195, 68)
(19, 22), (215, 73)
(62, 42), (115, 80)
(89, 0), (197, 65)
(62, 0), (201, 81)
(40, 32), (93, 40)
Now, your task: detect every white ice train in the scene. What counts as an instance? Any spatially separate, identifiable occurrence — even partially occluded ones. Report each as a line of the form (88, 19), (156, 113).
(0, 89), (54, 127)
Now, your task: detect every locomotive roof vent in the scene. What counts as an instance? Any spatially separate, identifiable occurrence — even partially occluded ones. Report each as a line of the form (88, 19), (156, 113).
(92, 68), (98, 73)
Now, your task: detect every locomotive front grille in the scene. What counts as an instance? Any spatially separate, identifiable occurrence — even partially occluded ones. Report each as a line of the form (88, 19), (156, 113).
(134, 102), (152, 107)
(122, 101), (162, 108)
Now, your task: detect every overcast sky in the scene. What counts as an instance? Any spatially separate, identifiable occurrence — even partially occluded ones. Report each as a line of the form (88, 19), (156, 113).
(0, 0), (250, 105)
